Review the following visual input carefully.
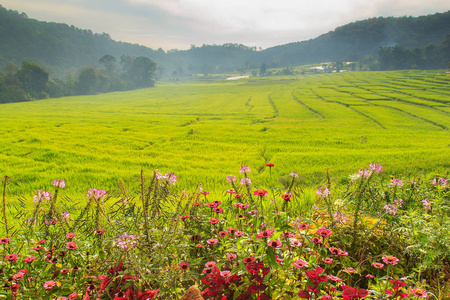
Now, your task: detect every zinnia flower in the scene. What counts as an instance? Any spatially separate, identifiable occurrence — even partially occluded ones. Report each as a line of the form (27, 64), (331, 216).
(267, 239), (281, 249)
(5, 254), (18, 263)
(316, 228), (332, 237)
(66, 232), (75, 239)
(43, 280), (56, 289)
(66, 242), (77, 250)
(294, 259), (308, 269)
(0, 237), (11, 244)
(382, 255), (399, 265)
(206, 238), (218, 245)
(180, 262), (190, 271)
(24, 256), (36, 263)
(372, 262), (384, 269)
(254, 190), (268, 197)
(411, 288), (428, 298)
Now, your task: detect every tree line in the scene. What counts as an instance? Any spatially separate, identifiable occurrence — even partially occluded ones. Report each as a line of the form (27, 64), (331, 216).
(0, 55), (157, 104)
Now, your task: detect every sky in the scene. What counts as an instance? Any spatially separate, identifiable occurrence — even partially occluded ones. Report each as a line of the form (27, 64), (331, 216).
(1, 0), (449, 50)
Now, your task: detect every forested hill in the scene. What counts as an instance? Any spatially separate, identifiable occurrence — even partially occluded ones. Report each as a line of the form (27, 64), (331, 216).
(259, 11), (450, 66)
(0, 4), (449, 78)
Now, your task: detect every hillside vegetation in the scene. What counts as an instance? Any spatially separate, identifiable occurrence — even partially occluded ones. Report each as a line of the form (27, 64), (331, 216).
(1, 4), (449, 78)
(0, 71), (449, 197)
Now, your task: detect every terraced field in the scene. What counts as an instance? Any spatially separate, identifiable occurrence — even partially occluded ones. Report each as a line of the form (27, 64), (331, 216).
(0, 71), (449, 196)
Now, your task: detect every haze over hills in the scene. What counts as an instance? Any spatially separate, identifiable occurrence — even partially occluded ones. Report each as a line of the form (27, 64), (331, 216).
(0, 4), (449, 78)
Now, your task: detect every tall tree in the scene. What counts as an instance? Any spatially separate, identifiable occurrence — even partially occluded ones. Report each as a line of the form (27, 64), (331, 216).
(16, 61), (49, 98)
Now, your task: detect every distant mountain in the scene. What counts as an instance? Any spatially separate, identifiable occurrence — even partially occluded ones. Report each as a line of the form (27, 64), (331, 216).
(0, 4), (449, 78)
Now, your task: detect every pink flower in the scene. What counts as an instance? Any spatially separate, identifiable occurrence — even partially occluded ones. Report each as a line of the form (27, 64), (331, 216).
(369, 163), (382, 173)
(209, 218), (219, 225)
(207, 238), (218, 245)
(220, 271), (231, 277)
(66, 242), (77, 250)
(227, 253), (237, 260)
(298, 223), (309, 230)
(180, 262), (190, 271)
(294, 259), (308, 269)
(5, 254), (18, 263)
(240, 178), (252, 185)
(52, 179), (66, 189)
(345, 267), (356, 273)
(226, 189), (236, 193)
(290, 239), (302, 247)
(117, 233), (136, 249)
(316, 187), (330, 198)
(322, 257), (333, 264)
(226, 175), (236, 183)
(234, 194), (243, 198)
(235, 231), (244, 237)
(0, 237), (11, 244)
(60, 212), (70, 219)
(86, 188), (106, 200)
(218, 231), (228, 237)
(311, 237), (322, 244)
(66, 232), (75, 239)
(254, 190), (268, 197)
(24, 256), (36, 263)
(316, 228), (332, 237)
(68, 293), (79, 300)
(390, 179), (404, 187)
(411, 288), (428, 298)
(328, 275), (342, 282)
(382, 256), (399, 265)
(201, 191), (209, 195)
(290, 172), (299, 178)
(33, 190), (51, 203)
(372, 262), (384, 269)
(240, 166), (251, 173)
(43, 280), (56, 289)
(267, 239), (281, 249)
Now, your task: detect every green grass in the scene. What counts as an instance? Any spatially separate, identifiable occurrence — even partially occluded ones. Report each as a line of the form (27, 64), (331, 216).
(0, 71), (449, 198)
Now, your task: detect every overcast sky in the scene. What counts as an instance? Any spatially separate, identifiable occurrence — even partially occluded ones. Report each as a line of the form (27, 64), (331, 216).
(1, 0), (449, 50)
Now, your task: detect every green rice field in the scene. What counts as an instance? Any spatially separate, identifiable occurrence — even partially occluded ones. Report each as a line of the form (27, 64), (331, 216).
(0, 70), (449, 197)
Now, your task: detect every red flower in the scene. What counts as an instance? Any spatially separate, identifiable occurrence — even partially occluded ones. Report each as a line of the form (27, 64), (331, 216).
(95, 229), (104, 235)
(267, 239), (282, 249)
(138, 289), (160, 300)
(254, 190), (268, 197)
(243, 256), (255, 264)
(298, 290), (310, 299)
(5, 254), (18, 263)
(201, 191), (210, 195)
(281, 194), (292, 201)
(342, 285), (370, 299)
(209, 218), (219, 225)
(266, 163), (274, 167)
(36, 240), (45, 245)
(0, 237), (10, 244)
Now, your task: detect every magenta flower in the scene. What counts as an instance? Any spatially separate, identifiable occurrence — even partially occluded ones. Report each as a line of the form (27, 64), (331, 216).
(254, 190), (268, 197)
(390, 179), (404, 187)
(0, 237), (10, 244)
(180, 215), (189, 220)
(411, 288), (428, 298)
(205, 261), (216, 268)
(227, 253), (237, 260)
(24, 256), (36, 263)
(5, 254), (18, 263)
(218, 231), (228, 237)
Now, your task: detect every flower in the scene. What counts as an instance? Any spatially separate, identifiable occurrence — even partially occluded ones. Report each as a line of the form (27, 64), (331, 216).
(33, 190), (51, 203)
(52, 179), (66, 188)
(316, 228), (332, 238)
(43, 280), (56, 289)
(345, 267), (356, 273)
(56, 297), (67, 300)
(180, 262), (190, 271)
(214, 207), (223, 213)
(240, 177), (252, 185)
(422, 199), (431, 210)
(328, 275), (342, 282)
(366, 274), (374, 278)
(372, 262), (384, 269)
(382, 256), (399, 265)
(290, 239), (302, 247)
(226, 175), (236, 183)
(61, 212), (70, 219)
(0, 237), (11, 244)
(267, 239), (281, 249)
(243, 256), (255, 264)
(68, 293), (79, 300)
(294, 259), (308, 269)
(311, 237), (322, 244)
(240, 166), (251, 173)
(117, 233), (136, 249)
(266, 163), (274, 167)
(218, 231), (228, 237)
(66, 232), (75, 239)
(316, 187), (331, 198)
(390, 179), (404, 187)
(226, 189), (235, 193)
(322, 257), (333, 264)
(24, 256), (36, 263)
(227, 253), (237, 260)
(201, 191), (210, 195)
(234, 194), (243, 198)
(66, 242), (77, 250)
(205, 261), (216, 268)
(13, 272), (24, 281)
(207, 238), (218, 245)
(369, 163), (382, 173)
(384, 204), (398, 215)
(61, 268), (69, 274)
(180, 215), (189, 220)
(254, 190), (268, 197)
(281, 193), (292, 201)
(290, 172), (299, 178)
(411, 288), (428, 298)
(36, 239), (45, 245)
(209, 218), (219, 225)
(86, 188), (106, 199)
(298, 223), (309, 230)
(333, 212), (347, 224)
(220, 270), (231, 277)
(95, 228), (104, 235)
(5, 254), (18, 263)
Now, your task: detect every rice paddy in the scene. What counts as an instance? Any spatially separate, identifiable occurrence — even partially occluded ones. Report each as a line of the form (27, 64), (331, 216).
(0, 70), (449, 197)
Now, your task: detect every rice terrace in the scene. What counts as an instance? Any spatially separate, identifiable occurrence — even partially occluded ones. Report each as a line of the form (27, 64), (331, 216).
(0, 71), (449, 195)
